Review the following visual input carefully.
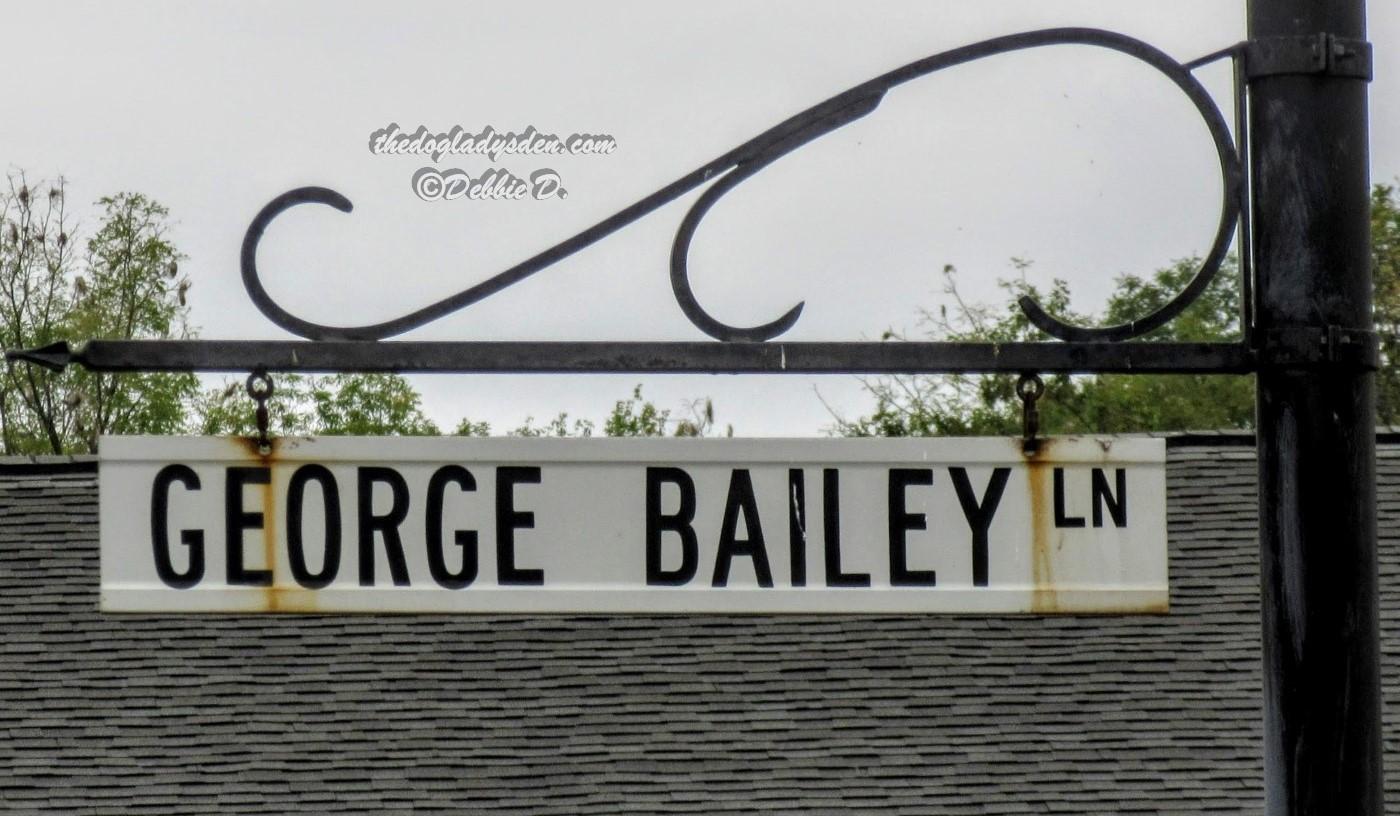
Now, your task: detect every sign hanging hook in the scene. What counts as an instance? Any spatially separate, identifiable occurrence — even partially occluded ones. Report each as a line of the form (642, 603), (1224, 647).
(245, 370), (275, 455)
(1016, 373), (1045, 455)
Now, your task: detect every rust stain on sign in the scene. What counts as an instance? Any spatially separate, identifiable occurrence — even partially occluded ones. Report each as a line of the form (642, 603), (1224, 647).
(1023, 439), (1058, 613)
(1022, 438), (1169, 615)
(229, 436), (320, 614)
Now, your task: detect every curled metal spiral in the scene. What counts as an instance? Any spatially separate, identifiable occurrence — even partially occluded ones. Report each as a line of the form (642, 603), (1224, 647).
(241, 27), (1242, 343)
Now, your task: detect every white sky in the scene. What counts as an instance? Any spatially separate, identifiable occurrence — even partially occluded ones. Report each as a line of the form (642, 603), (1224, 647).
(4, 1), (1399, 435)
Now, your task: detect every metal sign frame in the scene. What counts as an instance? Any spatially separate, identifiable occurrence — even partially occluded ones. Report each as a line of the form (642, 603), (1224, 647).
(11, 27), (1363, 380)
(4, 6), (1380, 815)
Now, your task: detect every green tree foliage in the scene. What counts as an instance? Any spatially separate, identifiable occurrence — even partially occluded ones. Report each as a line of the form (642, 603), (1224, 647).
(451, 417), (492, 437)
(307, 374), (439, 435)
(509, 413), (594, 438)
(69, 193), (197, 450)
(841, 183), (1400, 436)
(603, 386), (728, 437)
(191, 378), (723, 440)
(192, 373), (440, 436)
(478, 387), (724, 439)
(501, 387), (721, 438)
(0, 177), (196, 454)
(837, 257), (1253, 437)
(1371, 183), (1400, 424)
(0, 177), (73, 453)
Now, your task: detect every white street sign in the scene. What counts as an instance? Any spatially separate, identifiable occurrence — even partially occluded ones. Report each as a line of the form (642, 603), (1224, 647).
(99, 435), (1167, 614)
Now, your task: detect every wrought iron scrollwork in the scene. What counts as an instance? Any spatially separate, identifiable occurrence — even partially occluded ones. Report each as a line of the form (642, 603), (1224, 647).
(240, 27), (1242, 343)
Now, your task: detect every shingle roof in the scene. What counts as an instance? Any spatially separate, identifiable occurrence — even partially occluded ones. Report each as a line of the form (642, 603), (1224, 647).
(0, 442), (1394, 814)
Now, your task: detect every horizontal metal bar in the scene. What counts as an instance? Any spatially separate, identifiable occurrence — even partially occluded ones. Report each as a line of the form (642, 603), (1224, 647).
(18, 340), (1259, 375)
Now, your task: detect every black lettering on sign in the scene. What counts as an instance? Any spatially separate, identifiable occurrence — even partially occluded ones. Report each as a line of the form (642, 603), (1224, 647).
(495, 466), (544, 586)
(1053, 467), (1086, 528)
(286, 464), (342, 589)
(426, 465), (479, 589)
(824, 468), (870, 587)
(788, 469), (807, 588)
(151, 464), (204, 589)
(712, 469), (774, 588)
(950, 467), (1011, 588)
(645, 467), (698, 586)
(357, 467), (412, 586)
(888, 469), (936, 587)
(225, 467), (273, 587)
(1092, 468), (1128, 528)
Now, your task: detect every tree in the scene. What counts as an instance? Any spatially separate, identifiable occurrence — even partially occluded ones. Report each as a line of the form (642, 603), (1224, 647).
(0, 176), (73, 453)
(602, 385), (727, 437)
(509, 412), (594, 438)
(840, 183), (1400, 437)
(307, 374), (439, 435)
(1371, 183), (1400, 424)
(472, 386), (727, 438)
(68, 193), (197, 451)
(835, 256), (1252, 437)
(192, 373), (440, 436)
(191, 377), (724, 440)
(452, 417), (492, 437)
(0, 177), (196, 454)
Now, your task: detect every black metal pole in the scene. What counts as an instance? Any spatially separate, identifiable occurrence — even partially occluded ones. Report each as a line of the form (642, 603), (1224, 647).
(1248, 0), (1381, 812)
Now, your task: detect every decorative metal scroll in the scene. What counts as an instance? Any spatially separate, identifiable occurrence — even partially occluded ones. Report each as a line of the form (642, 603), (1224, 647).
(10, 26), (1280, 379)
(241, 28), (1243, 345)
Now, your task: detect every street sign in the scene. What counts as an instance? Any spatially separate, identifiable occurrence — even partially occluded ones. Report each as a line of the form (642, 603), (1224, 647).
(99, 435), (1167, 614)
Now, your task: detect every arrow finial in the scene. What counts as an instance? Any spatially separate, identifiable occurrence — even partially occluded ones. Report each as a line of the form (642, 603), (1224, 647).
(5, 341), (73, 372)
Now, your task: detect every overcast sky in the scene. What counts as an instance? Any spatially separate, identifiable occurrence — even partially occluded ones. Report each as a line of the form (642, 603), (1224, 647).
(4, 1), (1398, 436)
